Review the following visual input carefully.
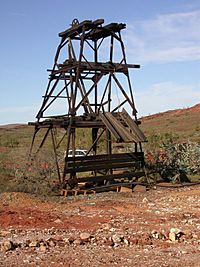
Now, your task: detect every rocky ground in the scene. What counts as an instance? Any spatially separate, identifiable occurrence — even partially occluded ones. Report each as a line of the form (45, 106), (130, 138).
(0, 184), (200, 266)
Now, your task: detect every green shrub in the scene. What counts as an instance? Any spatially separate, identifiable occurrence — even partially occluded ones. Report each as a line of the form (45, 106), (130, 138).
(145, 133), (200, 182)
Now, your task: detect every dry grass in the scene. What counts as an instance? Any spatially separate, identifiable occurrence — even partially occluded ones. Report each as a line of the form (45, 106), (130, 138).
(140, 104), (200, 143)
(0, 103), (199, 192)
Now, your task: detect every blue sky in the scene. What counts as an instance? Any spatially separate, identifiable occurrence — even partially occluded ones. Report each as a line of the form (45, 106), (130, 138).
(0, 0), (200, 124)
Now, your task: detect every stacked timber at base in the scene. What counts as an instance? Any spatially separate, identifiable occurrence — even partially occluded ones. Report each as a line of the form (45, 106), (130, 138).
(29, 19), (147, 190)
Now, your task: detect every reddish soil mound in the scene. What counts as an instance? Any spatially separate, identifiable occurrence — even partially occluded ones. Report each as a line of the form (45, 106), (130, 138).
(140, 103), (200, 122)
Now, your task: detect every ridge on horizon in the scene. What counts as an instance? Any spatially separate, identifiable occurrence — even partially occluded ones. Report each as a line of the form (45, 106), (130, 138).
(0, 103), (199, 128)
(140, 103), (200, 121)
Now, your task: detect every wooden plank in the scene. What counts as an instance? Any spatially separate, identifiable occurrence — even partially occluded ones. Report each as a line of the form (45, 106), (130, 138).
(89, 181), (148, 191)
(67, 156), (143, 168)
(99, 113), (121, 141)
(66, 152), (144, 162)
(86, 23), (126, 40)
(59, 19), (105, 39)
(76, 171), (145, 183)
(56, 61), (140, 73)
(121, 109), (147, 142)
(61, 189), (96, 197)
(59, 20), (93, 38)
(65, 161), (142, 173)
(105, 112), (137, 142)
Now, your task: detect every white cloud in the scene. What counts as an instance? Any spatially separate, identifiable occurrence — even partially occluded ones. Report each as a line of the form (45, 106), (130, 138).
(124, 10), (200, 64)
(135, 82), (200, 117)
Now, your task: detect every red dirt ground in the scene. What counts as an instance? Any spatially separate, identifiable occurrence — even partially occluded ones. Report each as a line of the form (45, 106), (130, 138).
(0, 185), (200, 266)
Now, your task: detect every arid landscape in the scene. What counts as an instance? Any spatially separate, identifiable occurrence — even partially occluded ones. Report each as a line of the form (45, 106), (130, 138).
(0, 104), (200, 266)
(1, 185), (200, 266)
(1, 1), (199, 266)
(140, 103), (200, 142)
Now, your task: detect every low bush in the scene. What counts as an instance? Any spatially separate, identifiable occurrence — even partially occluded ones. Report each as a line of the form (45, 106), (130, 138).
(145, 133), (200, 182)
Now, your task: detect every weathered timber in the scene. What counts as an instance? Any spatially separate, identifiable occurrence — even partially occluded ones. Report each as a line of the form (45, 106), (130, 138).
(76, 171), (145, 183)
(120, 109), (147, 142)
(65, 152), (144, 174)
(99, 112), (146, 143)
(59, 19), (104, 39)
(29, 19), (147, 189)
(86, 23), (126, 40)
(50, 61), (140, 76)
(60, 188), (96, 196)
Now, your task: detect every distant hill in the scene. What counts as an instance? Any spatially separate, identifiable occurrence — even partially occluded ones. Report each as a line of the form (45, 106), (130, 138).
(140, 103), (200, 142)
(0, 124), (27, 129)
(0, 103), (199, 143)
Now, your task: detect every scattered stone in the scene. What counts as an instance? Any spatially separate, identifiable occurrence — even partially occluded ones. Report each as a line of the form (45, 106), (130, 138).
(140, 233), (152, 245)
(151, 230), (166, 240)
(169, 232), (176, 242)
(65, 236), (75, 244)
(19, 242), (28, 249)
(133, 185), (146, 192)
(54, 219), (62, 224)
(29, 240), (39, 247)
(120, 187), (132, 193)
(129, 236), (139, 245)
(124, 238), (129, 245)
(0, 230), (11, 237)
(104, 239), (114, 247)
(1, 240), (14, 252)
(102, 223), (111, 230)
(151, 230), (159, 239)
(170, 228), (181, 235)
(142, 197), (149, 203)
(73, 239), (82, 245)
(112, 234), (123, 243)
(80, 232), (91, 241)
(39, 244), (47, 252)
(168, 228), (184, 241)
(192, 234), (198, 239)
(51, 235), (64, 242)
(48, 240), (56, 247)
(155, 210), (160, 214)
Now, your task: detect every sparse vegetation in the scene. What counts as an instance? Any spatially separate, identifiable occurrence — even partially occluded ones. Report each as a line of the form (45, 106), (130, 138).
(0, 104), (199, 194)
(144, 133), (200, 182)
(141, 104), (200, 143)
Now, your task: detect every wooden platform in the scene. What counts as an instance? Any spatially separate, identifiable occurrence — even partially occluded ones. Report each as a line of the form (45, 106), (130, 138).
(60, 182), (149, 197)
(60, 188), (96, 197)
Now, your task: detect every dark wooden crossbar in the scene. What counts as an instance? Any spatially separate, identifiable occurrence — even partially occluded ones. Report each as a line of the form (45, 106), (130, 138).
(76, 171), (145, 183)
(65, 152), (144, 174)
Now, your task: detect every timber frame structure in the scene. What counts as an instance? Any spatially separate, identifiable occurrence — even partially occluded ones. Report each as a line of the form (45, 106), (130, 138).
(29, 19), (147, 189)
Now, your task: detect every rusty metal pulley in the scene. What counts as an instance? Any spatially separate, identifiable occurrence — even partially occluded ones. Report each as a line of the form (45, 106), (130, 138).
(71, 19), (79, 27)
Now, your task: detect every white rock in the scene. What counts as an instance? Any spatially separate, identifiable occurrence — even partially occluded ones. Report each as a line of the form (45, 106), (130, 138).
(1, 240), (14, 251)
(54, 219), (62, 224)
(29, 240), (39, 247)
(170, 228), (181, 234)
(142, 197), (149, 203)
(79, 232), (90, 241)
(112, 234), (122, 243)
(124, 239), (129, 245)
(0, 230), (10, 237)
(169, 232), (176, 242)
(39, 245), (46, 252)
